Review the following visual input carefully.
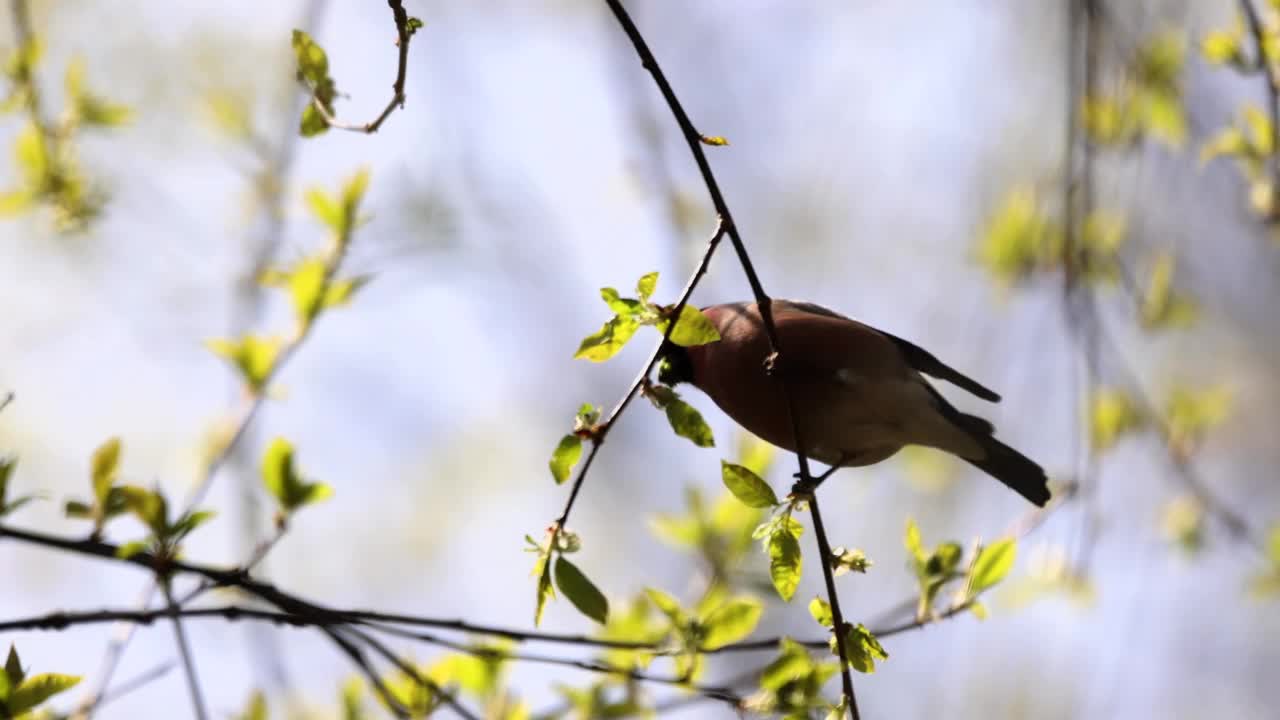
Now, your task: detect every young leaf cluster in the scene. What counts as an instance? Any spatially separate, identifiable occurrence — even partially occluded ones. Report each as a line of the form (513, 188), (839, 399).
(0, 645), (81, 719)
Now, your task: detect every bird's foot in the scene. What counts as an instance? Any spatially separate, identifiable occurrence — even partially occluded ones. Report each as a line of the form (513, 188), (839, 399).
(788, 461), (843, 498)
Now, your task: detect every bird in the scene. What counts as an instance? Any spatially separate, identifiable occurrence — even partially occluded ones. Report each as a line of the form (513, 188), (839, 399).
(657, 300), (1050, 507)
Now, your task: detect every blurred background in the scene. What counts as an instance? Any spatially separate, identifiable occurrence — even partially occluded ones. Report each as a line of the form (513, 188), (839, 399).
(1, 0), (1278, 718)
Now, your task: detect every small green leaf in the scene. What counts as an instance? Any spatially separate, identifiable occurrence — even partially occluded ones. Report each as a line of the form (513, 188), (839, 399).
(664, 305), (720, 347)
(9, 672), (82, 714)
(665, 398), (714, 448)
(768, 528), (802, 601)
(969, 538), (1017, 596)
(64, 500), (93, 518)
(237, 690), (268, 720)
(600, 287), (641, 316)
(324, 276), (370, 309)
(574, 315), (640, 362)
(120, 486), (168, 537)
(926, 542), (963, 576)
(90, 437), (121, 503)
(807, 596), (833, 628)
(643, 587), (684, 624)
(114, 540), (149, 559)
(5, 644), (24, 686)
(721, 461), (779, 508)
(1090, 389), (1144, 451)
(553, 556), (609, 624)
(299, 104), (328, 137)
(635, 272), (658, 302)
(699, 135), (729, 146)
(206, 335), (281, 392)
(549, 435), (582, 485)
(904, 517), (924, 563)
(532, 548), (554, 627)
(405, 17), (426, 36)
(305, 188), (343, 230)
(831, 547), (871, 575)
(833, 624), (888, 674)
(341, 168), (371, 218)
(700, 597), (762, 649)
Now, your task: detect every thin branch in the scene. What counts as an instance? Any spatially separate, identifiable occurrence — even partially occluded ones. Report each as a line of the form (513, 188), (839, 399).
(552, 220), (725, 537)
(599, 1), (854, 713)
(54, 663), (176, 720)
(310, 0), (415, 134)
(1237, 0), (1280, 219)
(343, 625), (481, 720)
(0, 391), (13, 414)
(803, 494), (860, 718)
(160, 581), (209, 720)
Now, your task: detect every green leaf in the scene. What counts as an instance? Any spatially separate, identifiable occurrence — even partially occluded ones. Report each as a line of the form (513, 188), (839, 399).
(553, 556), (609, 624)
(904, 517), (925, 563)
(305, 188), (343, 230)
(831, 546), (871, 576)
(721, 461), (778, 508)
(292, 29), (331, 88)
(5, 645), (24, 687)
(288, 257), (328, 323)
(64, 58), (131, 127)
(324, 276), (370, 309)
(635, 272), (658, 302)
(119, 485), (168, 537)
(341, 168), (371, 218)
(663, 305), (720, 347)
(549, 435), (582, 485)
(261, 437), (331, 514)
(807, 597), (833, 628)
(664, 397), (714, 447)
(1090, 388), (1144, 451)
(969, 538), (1017, 596)
(115, 540), (150, 560)
(206, 335), (281, 393)
(1140, 252), (1198, 330)
(9, 673), (82, 715)
(768, 527), (803, 601)
(299, 104), (328, 136)
(532, 548), (554, 627)
(170, 509), (217, 541)
(574, 314), (640, 362)
(1201, 29), (1244, 66)
(64, 500), (93, 518)
(758, 638), (813, 691)
(600, 287), (641, 316)
(643, 587), (684, 624)
(833, 624), (887, 674)
(90, 436), (121, 503)
(699, 134), (729, 146)
(237, 690), (268, 720)
(926, 542), (963, 576)
(405, 17), (426, 37)
(700, 597), (762, 649)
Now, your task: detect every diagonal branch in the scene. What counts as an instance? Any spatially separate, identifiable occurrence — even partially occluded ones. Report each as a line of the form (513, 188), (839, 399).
(160, 581), (209, 720)
(599, 1), (856, 714)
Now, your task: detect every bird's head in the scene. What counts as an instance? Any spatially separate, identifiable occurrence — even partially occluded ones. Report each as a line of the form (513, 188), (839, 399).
(656, 340), (695, 387)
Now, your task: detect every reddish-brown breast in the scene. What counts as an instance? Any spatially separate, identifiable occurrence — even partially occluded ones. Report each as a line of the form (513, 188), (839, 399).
(687, 301), (913, 464)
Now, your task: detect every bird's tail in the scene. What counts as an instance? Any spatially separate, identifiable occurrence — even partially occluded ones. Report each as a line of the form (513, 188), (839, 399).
(962, 431), (1051, 507)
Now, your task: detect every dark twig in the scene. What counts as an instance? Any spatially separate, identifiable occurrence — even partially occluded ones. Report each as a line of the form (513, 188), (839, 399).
(803, 493), (859, 719)
(160, 581), (208, 720)
(0, 391), (13, 414)
(1238, 0), (1280, 219)
(552, 220), (725, 539)
(599, 1), (855, 713)
(310, 0), (415, 133)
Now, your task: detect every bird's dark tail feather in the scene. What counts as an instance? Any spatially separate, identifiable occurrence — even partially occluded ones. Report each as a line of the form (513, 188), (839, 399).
(964, 434), (1050, 507)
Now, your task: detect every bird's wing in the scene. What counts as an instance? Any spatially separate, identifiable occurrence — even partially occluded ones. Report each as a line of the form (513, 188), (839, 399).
(877, 331), (1002, 402)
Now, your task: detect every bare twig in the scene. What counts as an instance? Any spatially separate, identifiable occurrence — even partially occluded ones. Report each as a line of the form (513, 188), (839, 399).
(599, 1), (856, 713)
(309, 0), (415, 133)
(160, 581), (208, 720)
(0, 391), (12, 414)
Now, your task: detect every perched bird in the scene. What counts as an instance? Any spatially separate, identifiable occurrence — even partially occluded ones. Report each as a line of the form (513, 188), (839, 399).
(657, 300), (1050, 507)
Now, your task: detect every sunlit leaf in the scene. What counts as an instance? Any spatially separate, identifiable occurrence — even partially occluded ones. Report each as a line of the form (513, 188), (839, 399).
(700, 597), (762, 649)
(663, 305), (720, 347)
(549, 434), (582, 485)
(574, 315), (640, 362)
(807, 596), (833, 628)
(635, 272), (658, 302)
(1090, 388), (1144, 451)
(553, 556), (608, 624)
(721, 461), (778, 508)
(90, 436), (121, 504)
(8, 672), (81, 715)
(969, 538), (1017, 595)
(664, 397), (714, 447)
(768, 527), (802, 601)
